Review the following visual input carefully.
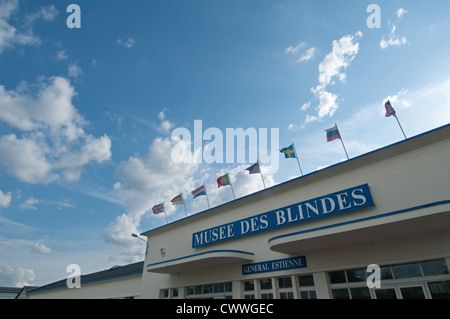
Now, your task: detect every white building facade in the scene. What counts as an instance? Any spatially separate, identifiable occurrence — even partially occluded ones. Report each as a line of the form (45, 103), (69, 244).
(140, 124), (450, 299)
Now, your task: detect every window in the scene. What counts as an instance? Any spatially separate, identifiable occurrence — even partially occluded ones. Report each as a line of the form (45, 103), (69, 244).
(243, 280), (255, 299)
(278, 277), (294, 299)
(260, 279), (273, 299)
(186, 282), (232, 299)
(329, 259), (450, 299)
(427, 281), (450, 299)
(298, 275), (316, 299)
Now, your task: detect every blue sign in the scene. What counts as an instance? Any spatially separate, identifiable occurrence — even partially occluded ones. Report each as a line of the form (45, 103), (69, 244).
(192, 184), (374, 248)
(242, 256), (307, 275)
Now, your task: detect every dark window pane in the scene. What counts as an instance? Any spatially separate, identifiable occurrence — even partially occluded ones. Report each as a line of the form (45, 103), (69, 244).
(347, 269), (366, 282)
(350, 287), (371, 299)
(421, 260), (449, 276)
(375, 289), (398, 299)
(400, 287), (426, 299)
(278, 277), (292, 288)
(329, 271), (346, 284)
(332, 288), (350, 299)
(244, 281), (254, 291)
(298, 275), (315, 286)
(428, 281), (450, 299)
(260, 279), (272, 290)
(392, 263), (422, 279)
(380, 266), (394, 280)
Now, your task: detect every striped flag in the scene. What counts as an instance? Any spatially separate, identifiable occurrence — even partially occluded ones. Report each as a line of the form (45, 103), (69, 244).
(326, 125), (342, 142)
(191, 185), (207, 199)
(385, 100), (396, 117)
(171, 194), (183, 206)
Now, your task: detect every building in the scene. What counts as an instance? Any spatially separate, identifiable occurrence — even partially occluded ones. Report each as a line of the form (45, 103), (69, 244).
(0, 287), (22, 299)
(26, 261), (143, 299)
(140, 123), (450, 299)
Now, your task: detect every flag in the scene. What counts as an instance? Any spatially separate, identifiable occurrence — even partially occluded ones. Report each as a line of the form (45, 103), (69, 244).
(280, 144), (296, 158)
(246, 162), (261, 174)
(217, 174), (231, 188)
(152, 203), (165, 215)
(191, 185), (207, 199)
(326, 125), (341, 142)
(171, 194), (183, 206)
(385, 100), (396, 117)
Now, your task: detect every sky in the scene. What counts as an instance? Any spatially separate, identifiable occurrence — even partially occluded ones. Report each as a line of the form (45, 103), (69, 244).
(1, 0), (450, 288)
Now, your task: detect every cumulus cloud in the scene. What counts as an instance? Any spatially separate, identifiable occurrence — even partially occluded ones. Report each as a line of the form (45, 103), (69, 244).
(32, 242), (51, 254)
(0, 0), (58, 55)
(0, 76), (112, 184)
(0, 265), (36, 287)
(0, 190), (12, 208)
(304, 31), (363, 122)
(380, 8), (408, 49)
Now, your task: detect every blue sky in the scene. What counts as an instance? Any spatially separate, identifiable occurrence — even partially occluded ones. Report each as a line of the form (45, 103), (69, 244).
(1, 0), (450, 287)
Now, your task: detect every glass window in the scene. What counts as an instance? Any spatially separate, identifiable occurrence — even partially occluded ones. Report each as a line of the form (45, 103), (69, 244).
(162, 289), (169, 298)
(375, 288), (398, 299)
(278, 277), (292, 289)
(350, 287), (371, 299)
(421, 260), (449, 276)
(173, 288), (179, 297)
(261, 293), (274, 299)
(400, 287), (426, 299)
(332, 288), (350, 299)
(347, 269), (366, 282)
(428, 281), (450, 299)
(300, 290), (317, 299)
(243, 281), (254, 291)
(225, 282), (232, 292)
(392, 263), (422, 279)
(260, 279), (272, 290)
(214, 283), (224, 293)
(203, 284), (213, 294)
(380, 266), (394, 280)
(280, 292), (294, 299)
(298, 275), (314, 287)
(329, 271), (346, 284)
(187, 286), (195, 296)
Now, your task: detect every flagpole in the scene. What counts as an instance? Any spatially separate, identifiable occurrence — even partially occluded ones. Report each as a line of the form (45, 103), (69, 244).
(395, 115), (407, 140)
(204, 184), (211, 209)
(292, 143), (304, 176)
(181, 193), (188, 217)
(163, 201), (168, 224)
(228, 174), (236, 200)
(335, 123), (349, 160)
(257, 160), (267, 189)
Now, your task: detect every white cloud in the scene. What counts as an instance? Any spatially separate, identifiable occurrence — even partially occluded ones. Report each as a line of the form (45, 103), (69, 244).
(68, 63), (83, 79)
(32, 242), (51, 254)
(0, 265), (36, 287)
(117, 38), (136, 48)
(285, 42), (306, 54)
(26, 5), (58, 23)
(0, 190), (12, 208)
(285, 42), (316, 63)
(0, 1), (58, 55)
(380, 24), (408, 49)
(157, 108), (174, 133)
(297, 47), (316, 63)
(0, 76), (112, 184)
(315, 31), (362, 91)
(397, 8), (407, 19)
(55, 50), (68, 61)
(304, 31), (362, 122)
(19, 197), (39, 210)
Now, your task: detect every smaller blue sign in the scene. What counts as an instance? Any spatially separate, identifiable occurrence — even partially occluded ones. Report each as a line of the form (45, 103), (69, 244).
(242, 256), (307, 275)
